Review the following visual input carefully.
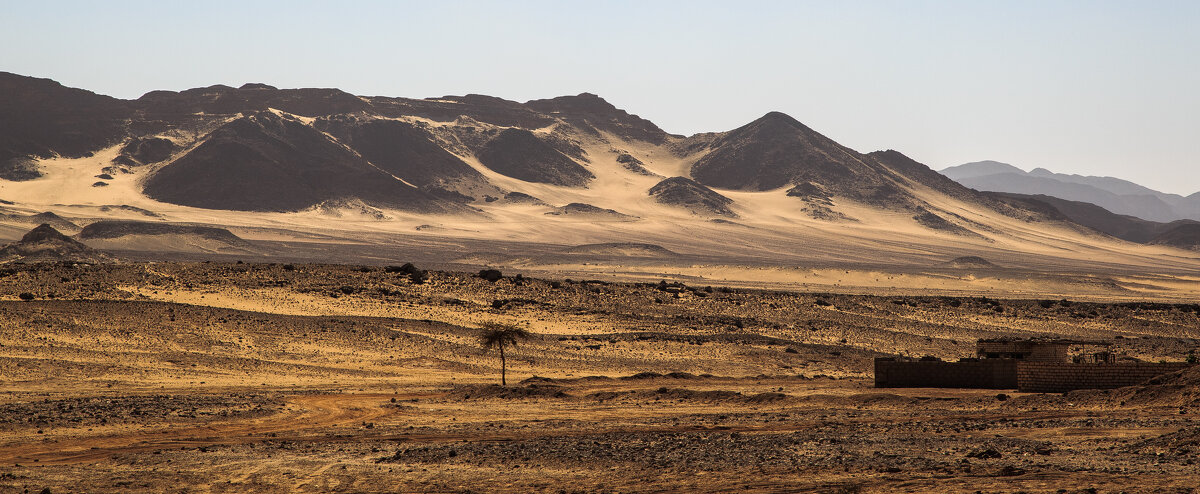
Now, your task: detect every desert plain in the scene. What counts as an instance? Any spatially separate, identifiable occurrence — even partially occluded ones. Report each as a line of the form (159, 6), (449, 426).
(0, 260), (1197, 493)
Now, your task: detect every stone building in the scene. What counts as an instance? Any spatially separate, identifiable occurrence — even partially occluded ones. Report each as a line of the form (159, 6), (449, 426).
(875, 338), (1193, 392)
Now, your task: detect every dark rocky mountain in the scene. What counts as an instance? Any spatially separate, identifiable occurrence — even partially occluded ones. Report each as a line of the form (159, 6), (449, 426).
(525, 93), (671, 144)
(988, 192), (1200, 248)
(689, 112), (864, 192)
(649, 177), (736, 217)
(143, 111), (463, 212)
(134, 85), (370, 118)
(0, 72), (1081, 235)
(0, 73), (132, 180)
(314, 115), (489, 195)
(475, 129), (594, 186)
(1148, 224), (1200, 250)
(683, 113), (1012, 227)
(942, 161), (1200, 222)
(0, 224), (106, 262)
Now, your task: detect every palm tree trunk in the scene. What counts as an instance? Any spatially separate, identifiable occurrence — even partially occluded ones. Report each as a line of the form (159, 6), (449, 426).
(499, 342), (507, 386)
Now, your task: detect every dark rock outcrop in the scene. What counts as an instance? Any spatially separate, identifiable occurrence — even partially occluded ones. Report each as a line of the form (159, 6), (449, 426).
(545, 203), (635, 220)
(525, 93), (670, 144)
(1148, 223), (1200, 250)
(477, 129), (594, 186)
(649, 177), (736, 217)
(0, 224), (106, 262)
(314, 116), (485, 189)
(117, 137), (177, 166)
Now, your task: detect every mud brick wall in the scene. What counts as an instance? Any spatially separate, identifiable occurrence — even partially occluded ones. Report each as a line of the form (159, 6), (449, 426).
(874, 359), (1018, 389)
(1016, 362), (1195, 393)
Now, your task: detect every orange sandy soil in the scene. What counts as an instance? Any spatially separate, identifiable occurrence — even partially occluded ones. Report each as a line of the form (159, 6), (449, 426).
(0, 262), (1198, 493)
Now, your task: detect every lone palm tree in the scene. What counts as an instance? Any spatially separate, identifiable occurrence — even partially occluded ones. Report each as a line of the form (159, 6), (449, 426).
(479, 323), (531, 386)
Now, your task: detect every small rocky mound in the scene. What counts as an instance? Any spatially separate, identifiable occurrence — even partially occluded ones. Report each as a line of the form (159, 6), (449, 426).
(0, 157), (41, 181)
(5, 211), (79, 231)
(78, 221), (253, 247)
(1095, 365), (1200, 408)
(0, 224), (107, 263)
(116, 136), (177, 166)
(945, 256), (997, 268)
(913, 209), (980, 237)
(498, 191), (548, 206)
(561, 243), (678, 257)
(596, 387), (792, 405)
(98, 205), (160, 217)
(442, 384), (571, 400)
(545, 203), (637, 220)
(616, 153), (659, 176)
(649, 177), (736, 217)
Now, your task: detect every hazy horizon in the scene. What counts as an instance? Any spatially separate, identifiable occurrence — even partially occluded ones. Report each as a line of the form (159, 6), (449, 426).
(4, 0), (1197, 194)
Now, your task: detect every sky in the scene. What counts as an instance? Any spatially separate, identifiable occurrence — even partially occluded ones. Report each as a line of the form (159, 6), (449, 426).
(3, 1), (1198, 194)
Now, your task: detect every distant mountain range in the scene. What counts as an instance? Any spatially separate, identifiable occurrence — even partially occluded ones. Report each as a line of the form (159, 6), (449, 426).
(941, 161), (1200, 223)
(0, 71), (1025, 228)
(3, 70), (1200, 270)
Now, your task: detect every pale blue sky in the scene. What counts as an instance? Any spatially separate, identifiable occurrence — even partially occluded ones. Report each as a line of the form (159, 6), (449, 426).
(3, 1), (1198, 194)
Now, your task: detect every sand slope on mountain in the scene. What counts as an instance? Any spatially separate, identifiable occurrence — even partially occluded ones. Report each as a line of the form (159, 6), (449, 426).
(649, 177), (736, 217)
(314, 116), (489, 196)
(475, 129), (594, 186)
(0, 224), (108, 263)
(143, 111), (463, 212)
(560, 243), (678, 257)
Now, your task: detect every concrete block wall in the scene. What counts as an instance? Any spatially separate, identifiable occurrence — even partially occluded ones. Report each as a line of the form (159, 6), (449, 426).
(874, 359), (1018, 389)
(1016, 362), (1195, 393)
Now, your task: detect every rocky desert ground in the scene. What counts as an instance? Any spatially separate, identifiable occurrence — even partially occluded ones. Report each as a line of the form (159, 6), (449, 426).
(0, 261), (1198, 493)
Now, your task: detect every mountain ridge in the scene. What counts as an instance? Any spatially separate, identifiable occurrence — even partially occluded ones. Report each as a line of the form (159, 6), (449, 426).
(942, 160), (1200, 222)
(6, 71), (1193, 274)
